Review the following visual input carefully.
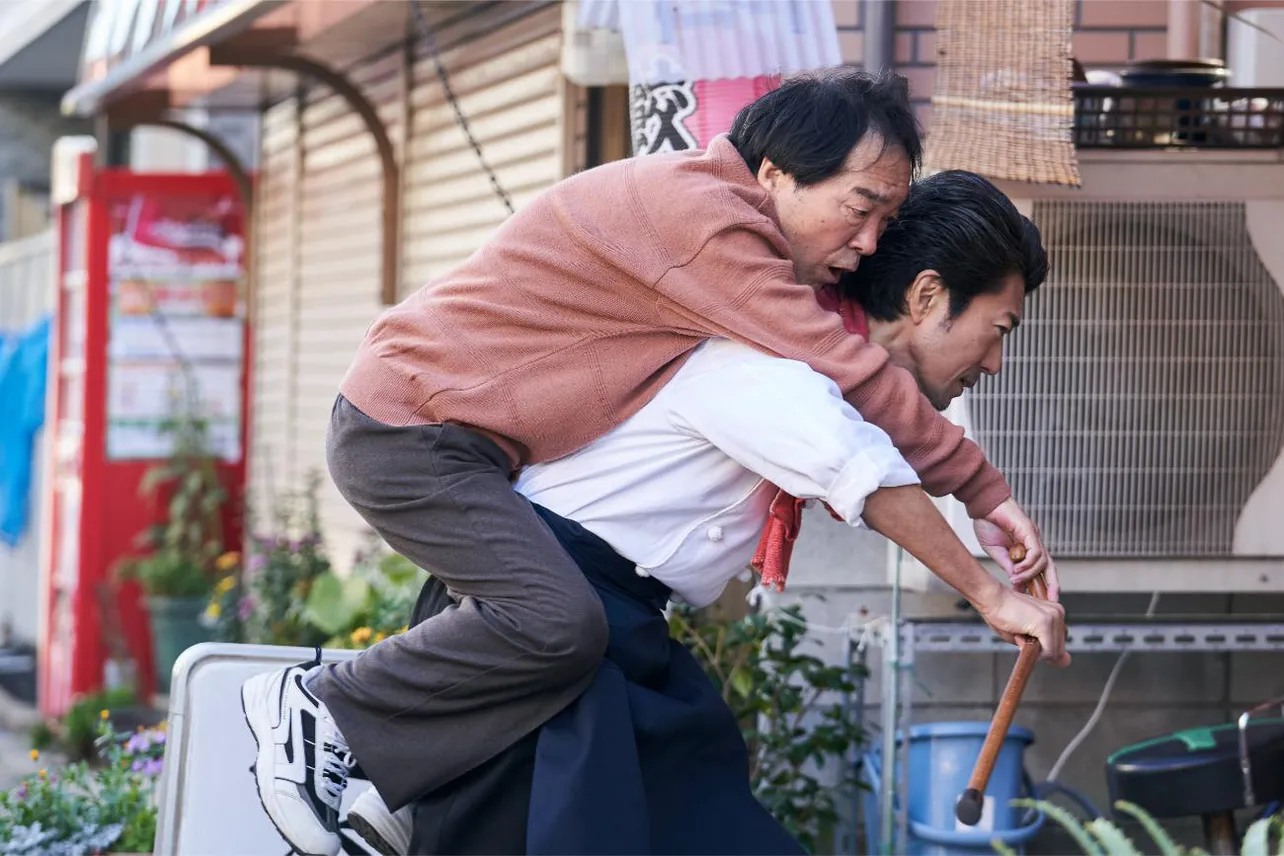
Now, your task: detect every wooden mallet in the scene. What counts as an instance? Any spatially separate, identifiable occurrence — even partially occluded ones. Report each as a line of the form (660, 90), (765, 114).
(955, 545), (1049, 827)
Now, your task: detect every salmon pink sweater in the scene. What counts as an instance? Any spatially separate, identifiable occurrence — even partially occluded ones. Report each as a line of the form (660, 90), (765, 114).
(340, 135), (1009, 517)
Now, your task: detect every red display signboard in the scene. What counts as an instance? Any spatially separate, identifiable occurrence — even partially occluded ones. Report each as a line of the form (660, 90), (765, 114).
(41, 155), (249, 716)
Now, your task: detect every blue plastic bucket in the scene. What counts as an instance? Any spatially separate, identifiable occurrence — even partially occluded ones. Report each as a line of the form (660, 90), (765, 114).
(859, 721), (1045, 855)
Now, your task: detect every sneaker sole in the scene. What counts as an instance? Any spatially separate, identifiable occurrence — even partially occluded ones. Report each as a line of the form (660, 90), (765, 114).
(241, 670), (335, 856)
(346, 809), (402, 856)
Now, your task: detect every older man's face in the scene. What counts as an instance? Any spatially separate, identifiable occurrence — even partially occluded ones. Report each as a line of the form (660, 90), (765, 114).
(757, 134), (911, 288)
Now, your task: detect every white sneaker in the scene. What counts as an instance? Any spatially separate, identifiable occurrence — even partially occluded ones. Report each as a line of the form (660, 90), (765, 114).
(241, 659), (354, 856)
(347, 788), (414, 856)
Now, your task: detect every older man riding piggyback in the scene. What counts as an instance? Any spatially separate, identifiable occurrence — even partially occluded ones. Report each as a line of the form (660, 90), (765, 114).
(240, 67), (1069, 856)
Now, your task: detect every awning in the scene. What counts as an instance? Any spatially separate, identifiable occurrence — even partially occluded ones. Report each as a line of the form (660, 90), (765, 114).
(0, 0), (91, 91)
(576, 0), (841, 85)
(60, 0), (288, 117)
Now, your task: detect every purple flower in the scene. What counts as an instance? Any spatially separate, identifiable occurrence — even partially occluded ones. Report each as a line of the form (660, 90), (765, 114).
(152, 731), (166, 746)
(143, 758), (163, 776)
(14, 784), (26, 800)
(249, 554), (267, 572)
(131, 759), (144, 772)
(126, 732), (151, 753)
(238, 596), (256, 620)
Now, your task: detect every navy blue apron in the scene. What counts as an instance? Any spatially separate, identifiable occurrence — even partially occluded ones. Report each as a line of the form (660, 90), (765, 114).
(403, 504), (805, 856)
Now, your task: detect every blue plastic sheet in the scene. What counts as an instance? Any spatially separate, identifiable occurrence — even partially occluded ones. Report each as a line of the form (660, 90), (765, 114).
(0, 315), (51, 546)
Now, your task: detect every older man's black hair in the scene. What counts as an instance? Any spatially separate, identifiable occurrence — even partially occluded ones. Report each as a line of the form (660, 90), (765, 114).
(841, 170), (1048, 321)
(728, 68), (923, 185)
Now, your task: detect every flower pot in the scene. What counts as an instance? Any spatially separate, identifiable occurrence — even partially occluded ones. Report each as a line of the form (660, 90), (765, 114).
(146, 596), (213, 694)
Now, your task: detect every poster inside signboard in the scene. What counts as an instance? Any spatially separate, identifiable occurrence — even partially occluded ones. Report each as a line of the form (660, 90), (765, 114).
(106, 190), (245, 462)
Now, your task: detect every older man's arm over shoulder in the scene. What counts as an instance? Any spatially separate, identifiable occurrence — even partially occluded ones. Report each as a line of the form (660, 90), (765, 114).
(653, 219), (1009, 518)
(664, 341), (1068, 664)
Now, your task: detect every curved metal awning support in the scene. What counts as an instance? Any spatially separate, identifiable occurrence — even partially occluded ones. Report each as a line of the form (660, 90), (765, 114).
(210, 47), (401, 306)
(147, 118), (254, 208)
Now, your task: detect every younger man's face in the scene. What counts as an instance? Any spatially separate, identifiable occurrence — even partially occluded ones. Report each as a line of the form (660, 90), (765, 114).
(903, 271), (1025, 410)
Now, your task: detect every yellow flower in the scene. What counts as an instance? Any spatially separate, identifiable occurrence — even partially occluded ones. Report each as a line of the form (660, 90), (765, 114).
(372, 632), (386, 644)
(38, 769), (47, 779)
(397, 625), (408, 635)
(100, 709), (109, 720)
(214, 575), (236, 596)
(216, 552), (241, 571)
(29, 749), (38, 762)
(205, 602), (222, 620)
(350, 627), (373, 645)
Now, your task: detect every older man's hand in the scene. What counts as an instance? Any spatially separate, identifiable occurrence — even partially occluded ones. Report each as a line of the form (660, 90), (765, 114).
(975, 498), (1061, 601)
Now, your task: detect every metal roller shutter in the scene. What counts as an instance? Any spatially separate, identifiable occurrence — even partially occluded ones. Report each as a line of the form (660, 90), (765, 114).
(250, 2), (569, 570)
(248, 97), (299, 524)
(402, 2), (565, 291)
(295, 50), (405, 564)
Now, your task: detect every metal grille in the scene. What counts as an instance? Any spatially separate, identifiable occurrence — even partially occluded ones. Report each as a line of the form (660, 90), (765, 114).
(1074, 86), (1284, 149)
(971, 201), (1284, 556)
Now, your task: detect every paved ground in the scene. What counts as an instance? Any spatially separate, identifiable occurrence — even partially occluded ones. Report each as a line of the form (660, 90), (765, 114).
(0, 724), (35, 790)
(0, 687), (41, 791)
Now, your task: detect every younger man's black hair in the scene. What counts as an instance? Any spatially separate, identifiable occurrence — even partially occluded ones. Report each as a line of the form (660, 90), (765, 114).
(841, 170), (1048, 321)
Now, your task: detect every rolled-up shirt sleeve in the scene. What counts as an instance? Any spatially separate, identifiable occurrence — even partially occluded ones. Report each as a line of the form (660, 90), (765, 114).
(666, 345), (921, 526)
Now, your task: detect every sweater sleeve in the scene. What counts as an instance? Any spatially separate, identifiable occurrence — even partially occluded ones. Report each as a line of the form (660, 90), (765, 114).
(650, 219), (1012, 519)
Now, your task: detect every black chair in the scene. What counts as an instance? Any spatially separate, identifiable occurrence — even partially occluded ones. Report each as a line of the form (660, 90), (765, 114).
(1106, 697), (1284, 855)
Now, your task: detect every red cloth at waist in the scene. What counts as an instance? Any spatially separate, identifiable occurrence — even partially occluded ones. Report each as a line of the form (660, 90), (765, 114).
(749, 285), (869, 593)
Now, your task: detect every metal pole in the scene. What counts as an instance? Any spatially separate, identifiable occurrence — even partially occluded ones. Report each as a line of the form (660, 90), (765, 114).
(878, 546), (903, 854)
(898, 630), (914, 850)
(863, 0), (897, 74)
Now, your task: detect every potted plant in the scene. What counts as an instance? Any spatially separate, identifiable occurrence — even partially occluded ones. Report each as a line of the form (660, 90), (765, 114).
(115, 413), (231, 695)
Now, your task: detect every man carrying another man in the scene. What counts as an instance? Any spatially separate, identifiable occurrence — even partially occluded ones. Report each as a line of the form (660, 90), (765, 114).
(342, 167), (1058, 855)
(240, 69), (1068, 856)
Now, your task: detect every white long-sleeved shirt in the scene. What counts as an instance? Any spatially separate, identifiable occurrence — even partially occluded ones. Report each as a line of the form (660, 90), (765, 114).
(513, 338), (920, 607)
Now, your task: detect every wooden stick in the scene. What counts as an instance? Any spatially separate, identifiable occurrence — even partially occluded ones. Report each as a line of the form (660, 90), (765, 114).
(956, 546), (1045, 826)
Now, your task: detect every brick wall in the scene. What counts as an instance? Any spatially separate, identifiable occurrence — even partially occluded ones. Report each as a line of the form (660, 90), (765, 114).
(832, 0), (1173, 134)
(1074, 0), (1169, 68)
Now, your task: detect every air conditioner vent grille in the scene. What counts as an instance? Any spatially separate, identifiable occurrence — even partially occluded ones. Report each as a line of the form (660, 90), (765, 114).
(971, 201), (1284, 556)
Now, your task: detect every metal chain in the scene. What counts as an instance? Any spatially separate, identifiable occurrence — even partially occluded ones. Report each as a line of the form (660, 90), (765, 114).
(410, 0), (515, 215)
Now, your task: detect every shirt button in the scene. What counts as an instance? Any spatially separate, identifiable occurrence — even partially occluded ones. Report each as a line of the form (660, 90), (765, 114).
(635, 566), (651, 578)
(707, 525), (724, 542)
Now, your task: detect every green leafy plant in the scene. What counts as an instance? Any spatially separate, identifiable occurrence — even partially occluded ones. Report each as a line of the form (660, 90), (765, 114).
(993, 798), (1284, 856)
(668, 598), (866, 854)
(305, 549), (427, 650)
(215, 472), (427, 651)
(1, 712), (162, 855)
(36, 688), (137, 763)
(115, 413), (228, 598)
(231, 471), (334, 647)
